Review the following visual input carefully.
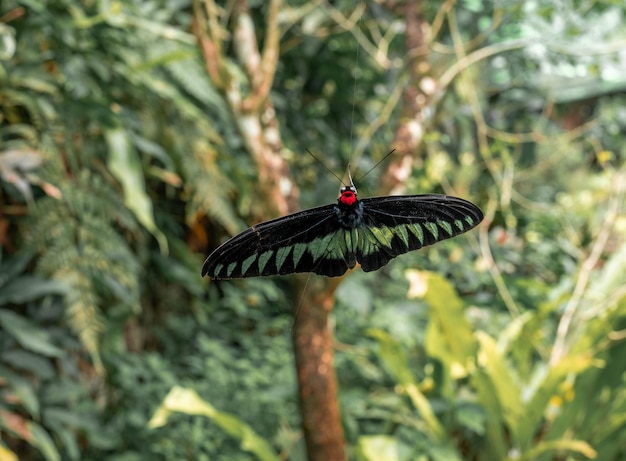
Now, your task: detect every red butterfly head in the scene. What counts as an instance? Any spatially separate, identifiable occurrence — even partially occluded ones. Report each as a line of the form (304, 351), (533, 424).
(339, 185), (357, 206)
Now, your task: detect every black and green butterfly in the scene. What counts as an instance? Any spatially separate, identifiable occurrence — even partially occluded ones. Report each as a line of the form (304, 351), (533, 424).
(202, 170), (483, 279)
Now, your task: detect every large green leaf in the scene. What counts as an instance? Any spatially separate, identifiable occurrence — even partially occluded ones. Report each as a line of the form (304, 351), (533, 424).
(105, 127), (168, 253)
(409, 271), (477, 377)
(149, 386), (280, 461)
(474, 332), (523, 446)
(369, 328), (446, 442)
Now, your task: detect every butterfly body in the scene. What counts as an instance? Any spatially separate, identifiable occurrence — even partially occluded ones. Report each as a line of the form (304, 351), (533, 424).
(335, 186), (363, 228)
(202, 181), (483, 280)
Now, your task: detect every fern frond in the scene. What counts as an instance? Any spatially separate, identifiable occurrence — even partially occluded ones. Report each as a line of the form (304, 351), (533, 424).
(29, 170), (140, 369)
(183, 143), (243, 236)
(56, 268), (105, 371)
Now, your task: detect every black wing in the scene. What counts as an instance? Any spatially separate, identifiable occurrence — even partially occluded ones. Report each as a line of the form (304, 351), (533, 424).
(356, 194), (483, 272)
(202, 205), (357, 279)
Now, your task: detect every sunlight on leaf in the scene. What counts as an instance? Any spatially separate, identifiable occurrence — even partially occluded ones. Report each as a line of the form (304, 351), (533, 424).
(357, 435), (412, 461)
(0, 444), (18, 461)
(520, 439), (597, 460)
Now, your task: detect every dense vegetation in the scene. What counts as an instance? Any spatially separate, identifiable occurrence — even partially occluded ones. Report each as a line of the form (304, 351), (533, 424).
(1, 1), (625, 460)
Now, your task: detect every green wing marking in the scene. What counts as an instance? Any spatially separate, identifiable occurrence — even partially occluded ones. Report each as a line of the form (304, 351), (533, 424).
(408, 223), (424, 244)
(275, 246), (292, 272)
(344, 228), (359, 252)
(424, 221), (439, 240)
(309, 232), (335, 262)
(437, 220), (453, 236)
(226, 261), (237, 278)
(257, 250), (274, 273)
(395, 224), (411, 247)
(241, 254), (256, 275)
(292, 242), (307, 267)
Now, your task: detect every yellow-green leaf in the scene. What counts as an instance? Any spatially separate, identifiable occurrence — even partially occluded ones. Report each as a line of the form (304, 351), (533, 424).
(149, 386), (279, 461)
(410, 271), (477, 377)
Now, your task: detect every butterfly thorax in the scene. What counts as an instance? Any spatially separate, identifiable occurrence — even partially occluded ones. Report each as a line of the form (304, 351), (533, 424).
(336, 185), (363, 228)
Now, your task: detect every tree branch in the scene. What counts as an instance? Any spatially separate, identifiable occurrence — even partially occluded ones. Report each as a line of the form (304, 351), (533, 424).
(380, 0), (430, 195)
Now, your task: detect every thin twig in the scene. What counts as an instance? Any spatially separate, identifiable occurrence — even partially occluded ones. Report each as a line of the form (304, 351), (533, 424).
(325, 2), (391, 68)
(550, 175), (624, 365)
(438, 38), (534, 92)
(479, 194), (521, 318)
(351, 73), (409, 166)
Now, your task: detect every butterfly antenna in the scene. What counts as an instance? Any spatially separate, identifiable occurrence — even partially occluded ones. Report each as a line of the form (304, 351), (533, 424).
(356, 148), (397, 182)
(305, 148), (346, 186)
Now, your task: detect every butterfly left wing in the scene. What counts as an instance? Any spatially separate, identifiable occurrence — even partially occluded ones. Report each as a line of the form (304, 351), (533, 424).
(202, 205), (358, 279)
(356, 194), (483, 272)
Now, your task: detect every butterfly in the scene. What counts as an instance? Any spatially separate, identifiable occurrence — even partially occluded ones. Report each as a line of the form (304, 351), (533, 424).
(201, 168), (483, 279)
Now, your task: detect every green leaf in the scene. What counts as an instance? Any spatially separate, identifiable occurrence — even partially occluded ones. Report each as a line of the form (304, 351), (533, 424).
(0, 309), (64, 357)
(357, 435), (413, 461)
(105, 127), (168, 253)
(474, 332), (523, 445)
(25, 421), (61, 461)
(471, 367), (508, 460)
(518, 353), (597, 450)
(0, 252), (34, 286)
(0, 412), (60, 461)
(368, 328), (416, 386)
(0, 365), (40, 417)
(0, 276), (66, 305)
(520, 439), (597, 460)
(456, 403), (486, 435)
(410, 271), (477, 377)
(149, 386), (280, 461)
(368, 329), (446, 442)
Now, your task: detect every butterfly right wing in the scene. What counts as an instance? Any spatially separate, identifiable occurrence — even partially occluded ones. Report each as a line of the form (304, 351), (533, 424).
(356, 194), (483, 272)
(202, 204), (357, 279)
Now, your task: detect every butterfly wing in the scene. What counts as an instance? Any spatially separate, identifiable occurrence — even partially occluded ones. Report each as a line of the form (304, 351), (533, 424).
(202, 204), (358, 279)
(356, 194), (483, 272)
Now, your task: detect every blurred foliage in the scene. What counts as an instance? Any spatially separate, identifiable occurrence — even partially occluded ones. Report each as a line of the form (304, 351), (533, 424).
(1, 0), (625, 460)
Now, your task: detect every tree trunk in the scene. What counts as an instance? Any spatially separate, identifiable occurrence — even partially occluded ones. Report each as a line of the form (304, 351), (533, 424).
(193, 2), (347, 458)
(292, 276), (346, 461)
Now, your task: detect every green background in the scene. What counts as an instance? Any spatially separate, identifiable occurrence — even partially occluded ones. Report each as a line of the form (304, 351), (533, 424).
(1, 1), (625, 460)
